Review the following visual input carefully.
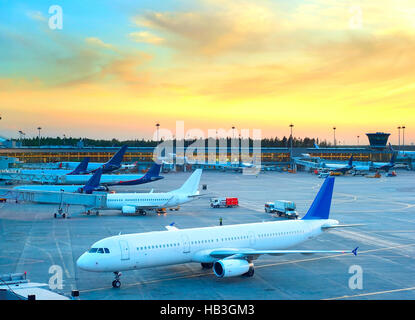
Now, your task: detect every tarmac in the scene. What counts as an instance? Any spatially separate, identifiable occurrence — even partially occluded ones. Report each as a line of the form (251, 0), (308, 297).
(0, 170), (414, 300)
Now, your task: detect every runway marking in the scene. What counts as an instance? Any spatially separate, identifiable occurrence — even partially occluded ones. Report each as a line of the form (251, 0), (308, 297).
(77, 242), (415, 294)
(323, 286), (415, 300)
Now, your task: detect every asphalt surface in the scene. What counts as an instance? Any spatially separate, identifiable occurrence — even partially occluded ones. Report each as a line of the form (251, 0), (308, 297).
(0, 170), (414, 300)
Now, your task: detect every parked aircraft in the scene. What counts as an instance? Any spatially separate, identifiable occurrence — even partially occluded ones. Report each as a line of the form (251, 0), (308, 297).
(14, 168), (104, 194)
(371, 153), (396, 172)
(6, 163), (163, 188)
(90, 145), (128, 174)
(77, 176), (358, 288)
(58, 146), (128, 173)
(320, 156), (353, 174)
(105, 169), (203, 215)
(65, 163), (163, 188)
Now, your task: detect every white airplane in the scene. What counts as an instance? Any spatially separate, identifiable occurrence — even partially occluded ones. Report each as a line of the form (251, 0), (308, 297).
(77, 176), (358, 288)
(105, 169), (203, 215)
(320, 156), (354, 174)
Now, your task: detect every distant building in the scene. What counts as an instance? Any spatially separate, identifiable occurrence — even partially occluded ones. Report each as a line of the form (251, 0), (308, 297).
(0, 136), (17, 148)
(366, 132), (390, 150)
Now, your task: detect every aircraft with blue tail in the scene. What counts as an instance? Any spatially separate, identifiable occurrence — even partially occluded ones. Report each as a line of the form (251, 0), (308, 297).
(77, 176), (359, 288)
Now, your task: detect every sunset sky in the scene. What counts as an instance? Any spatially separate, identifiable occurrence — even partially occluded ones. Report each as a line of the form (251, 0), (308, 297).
(1, 0), (414, 144)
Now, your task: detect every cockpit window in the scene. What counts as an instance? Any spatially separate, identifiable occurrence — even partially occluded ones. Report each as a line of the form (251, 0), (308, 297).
(97, 248), (104, 254)
(89, 248), (98, 253)
(104, 248), (110, 253)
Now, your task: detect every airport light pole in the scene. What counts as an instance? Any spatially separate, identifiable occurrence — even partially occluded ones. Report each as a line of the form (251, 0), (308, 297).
(37, 127), (42, 147)
(333, 127), (336, 147)
(402, 126), (405, 153)
(156, 123), (160, 142)
(289, 124), (294, 166)
(232, 126), (235, 139)
(357, 135), (360, 146)
(397, 126), (401, 150)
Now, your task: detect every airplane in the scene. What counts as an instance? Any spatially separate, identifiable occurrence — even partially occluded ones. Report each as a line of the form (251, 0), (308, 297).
(15, 157), (91, 176)
(12, 163), (163, 190)
(66, 157), (90, 175)
(77, 176), (358, 288)
(90, 145), (128, 174)
(14, 168), (104, 194)
(105, 169), (203, 215)
(56, 145), (129, 173)
(320, 156), (353, 174)
(371, 153), (396, 172)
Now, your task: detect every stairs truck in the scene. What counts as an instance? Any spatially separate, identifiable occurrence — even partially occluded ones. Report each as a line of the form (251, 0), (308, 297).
(264, 200), (298, 219)
(210, 197), (239, 208)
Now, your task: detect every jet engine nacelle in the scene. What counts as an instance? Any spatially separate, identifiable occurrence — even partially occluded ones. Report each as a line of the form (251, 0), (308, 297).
(213, 259), (253, 278)
(121, 206), (136, 214)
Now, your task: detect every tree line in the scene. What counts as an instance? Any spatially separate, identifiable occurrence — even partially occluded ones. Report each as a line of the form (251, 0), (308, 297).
(20, 136), (333, 148)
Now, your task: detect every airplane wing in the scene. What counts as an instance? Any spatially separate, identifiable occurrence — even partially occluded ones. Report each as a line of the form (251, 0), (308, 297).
(201, 247), (357, 261)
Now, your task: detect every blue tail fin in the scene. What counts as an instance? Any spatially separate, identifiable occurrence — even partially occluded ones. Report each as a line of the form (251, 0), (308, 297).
(83, 168), (103, 194)
(348, 155), (353, 167)
(68, 157), (90, 175)
(143, 163), (162, 179)
(302, 176), (335, 220)
(106, 145), (128, 166)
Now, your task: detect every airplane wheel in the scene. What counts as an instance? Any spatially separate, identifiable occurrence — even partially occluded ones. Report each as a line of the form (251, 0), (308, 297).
(96, 211), (99, 216)
(62, 213), (66, 219)
(112, 280), (121, 288)
(142, 211), (147, 216)
(54, 213), (57, 219)
(201, 263), (213, 269)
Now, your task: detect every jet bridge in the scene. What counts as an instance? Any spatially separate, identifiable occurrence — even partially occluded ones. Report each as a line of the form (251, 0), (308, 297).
(0, 188), (107, 214)
(0, 170), (64, 184)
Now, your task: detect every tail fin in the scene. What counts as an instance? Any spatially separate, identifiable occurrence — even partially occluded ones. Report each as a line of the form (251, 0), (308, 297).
(348, 155), (353, 167)
(314, 143), (320, 149)
(302, 176), (335, 220)
(389, 143), (394, 152)
(106, 145), (128, 166)
(67, 157), (90, 175)
(175, 169), (202, 195)
(143, 163), (162, 179)
(83, 168), (103, 194)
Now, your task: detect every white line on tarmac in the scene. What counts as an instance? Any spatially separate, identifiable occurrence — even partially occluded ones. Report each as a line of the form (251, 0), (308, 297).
(323, 286), (415, 300)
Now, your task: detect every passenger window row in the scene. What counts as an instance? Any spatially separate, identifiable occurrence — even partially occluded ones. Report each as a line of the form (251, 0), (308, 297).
(258, 230), (303, 238)
(137, 242), (180, 251)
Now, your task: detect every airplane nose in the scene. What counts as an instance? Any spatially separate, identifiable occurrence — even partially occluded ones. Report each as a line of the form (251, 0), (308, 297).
(76, 253), (90, 271)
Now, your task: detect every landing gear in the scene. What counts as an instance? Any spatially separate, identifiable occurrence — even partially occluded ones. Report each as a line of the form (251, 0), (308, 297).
(53, 206), (69, 219)
(138, 210), (147, 216)
(112, 272), (122, 288)
(201, 262), (213, 269)
(243, 267), (255, 277)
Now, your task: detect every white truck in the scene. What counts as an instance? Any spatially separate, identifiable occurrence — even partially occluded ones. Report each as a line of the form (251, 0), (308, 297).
(264, 200), (298, 219)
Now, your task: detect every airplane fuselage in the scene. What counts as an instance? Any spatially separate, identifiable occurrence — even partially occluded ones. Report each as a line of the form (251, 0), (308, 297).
(77, 219), (339, 272)
(106, 192), (194, 211)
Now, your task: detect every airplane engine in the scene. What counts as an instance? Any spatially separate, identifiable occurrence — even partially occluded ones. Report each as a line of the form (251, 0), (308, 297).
(213, 259), (253, 278)
(121, 206), (136, 214)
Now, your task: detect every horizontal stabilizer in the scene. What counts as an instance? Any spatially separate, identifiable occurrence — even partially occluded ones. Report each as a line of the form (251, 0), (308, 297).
(322, 224), (365, 229)
(165, 222), (179, 231)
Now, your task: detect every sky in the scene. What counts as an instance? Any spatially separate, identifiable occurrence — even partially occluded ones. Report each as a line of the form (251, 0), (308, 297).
(0, 0), (414, 145)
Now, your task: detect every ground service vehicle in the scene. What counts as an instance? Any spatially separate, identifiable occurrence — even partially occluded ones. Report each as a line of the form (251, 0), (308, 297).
(265, 200), (298, 219)
(210, 197), (239, 208)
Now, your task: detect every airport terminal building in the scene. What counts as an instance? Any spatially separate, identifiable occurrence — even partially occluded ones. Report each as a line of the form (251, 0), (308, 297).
(0, 132), (412, 170)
